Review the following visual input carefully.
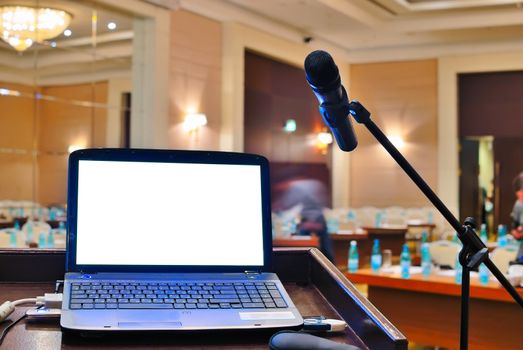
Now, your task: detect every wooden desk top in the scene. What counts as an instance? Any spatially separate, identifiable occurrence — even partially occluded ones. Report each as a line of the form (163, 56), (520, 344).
(0, 249), (407, 350)
(330, 231), (368, 241)
(273, 236), (320, 247)
(0, 281), (355, 350)
(361, 227), (408, 235)
(346, 268), (523, 303)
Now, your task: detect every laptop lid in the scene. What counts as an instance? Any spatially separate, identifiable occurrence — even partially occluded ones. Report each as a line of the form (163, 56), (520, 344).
(66, 149), (273, 274)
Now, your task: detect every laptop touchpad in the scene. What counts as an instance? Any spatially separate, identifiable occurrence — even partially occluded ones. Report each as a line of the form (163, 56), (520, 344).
(118, 322), (182, 328)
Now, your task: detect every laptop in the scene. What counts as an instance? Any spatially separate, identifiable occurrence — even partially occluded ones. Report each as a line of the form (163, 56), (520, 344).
(61, 148), (303, 331)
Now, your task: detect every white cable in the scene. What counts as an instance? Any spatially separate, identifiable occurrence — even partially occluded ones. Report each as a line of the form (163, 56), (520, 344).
(11, 298), (37, 307)
(1, 295), (62, 322)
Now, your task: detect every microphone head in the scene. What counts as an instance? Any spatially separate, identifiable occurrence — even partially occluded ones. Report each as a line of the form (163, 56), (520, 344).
(304, 50), (340, 91)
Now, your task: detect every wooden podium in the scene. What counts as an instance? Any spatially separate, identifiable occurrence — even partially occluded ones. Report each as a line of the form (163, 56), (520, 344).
(0, 248), (407, 349)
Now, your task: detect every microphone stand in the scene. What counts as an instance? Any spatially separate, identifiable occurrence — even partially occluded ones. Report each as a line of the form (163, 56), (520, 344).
(337, 100), (523, 350)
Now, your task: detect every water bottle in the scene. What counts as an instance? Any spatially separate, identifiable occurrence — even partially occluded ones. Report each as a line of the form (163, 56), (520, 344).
(14, 221), (20, 231)
(327, 218), (339, 233)
(348, 240), (359, 273)
(26, 222), (33, 241)
(497, 224), (507, 248)
(455, 252), (462, 284)
(427, 211), (433, 224)
(9, 230), (17, 247)
(347, 210), (356, 221)
(38, 232), (46, 248)
(375, 211), (383, 228)
(371, 239), (382, 272)
(400, 244), (411, 279)
(421, 241), (431, 278)
(47, 230), (55, 248)
(479, 263), (489, 285)
(49, 208), (56, 221)
(58, 221), (65, 233)
(480, 223), (488, 243)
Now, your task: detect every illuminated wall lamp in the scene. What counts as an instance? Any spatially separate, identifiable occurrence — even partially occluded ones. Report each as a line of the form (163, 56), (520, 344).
(183, 112), (207, 132)
(317, 130), (333, 154)
(388, 135), (405, 149)
(68, 145), (83, 153)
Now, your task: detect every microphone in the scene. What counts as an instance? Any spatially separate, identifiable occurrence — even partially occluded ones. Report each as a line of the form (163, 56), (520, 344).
(304, 50), (358, 152)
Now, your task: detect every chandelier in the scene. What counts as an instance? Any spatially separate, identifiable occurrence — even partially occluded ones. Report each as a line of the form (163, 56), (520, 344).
(0, 6), (71, 51)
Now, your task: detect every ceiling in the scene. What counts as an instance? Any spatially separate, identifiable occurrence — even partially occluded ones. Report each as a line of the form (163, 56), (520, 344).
(0, 0), (134, 85)
(178, 0), (523, 62)
(3, 0), (523, 85)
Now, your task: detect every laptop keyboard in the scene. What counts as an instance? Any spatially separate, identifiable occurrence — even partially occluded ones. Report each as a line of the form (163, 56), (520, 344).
(69, 281), (289, 310)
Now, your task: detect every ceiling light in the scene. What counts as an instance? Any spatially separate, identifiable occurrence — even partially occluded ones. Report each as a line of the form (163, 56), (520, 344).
(63, 29), (72, 37)
(107, 22), (116, 30)
(0, 6), (71, 51)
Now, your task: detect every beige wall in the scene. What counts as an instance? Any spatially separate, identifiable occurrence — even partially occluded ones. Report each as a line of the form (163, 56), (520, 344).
(0, 81), (109, 206)
(349, 60), (438, 208)
(168, 10), (222, 150)
(37, 82), (108, 205)
(0, 82), (37, 201)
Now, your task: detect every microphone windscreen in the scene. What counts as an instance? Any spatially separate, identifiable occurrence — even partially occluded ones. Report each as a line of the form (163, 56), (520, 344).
(304, 50), (339, 88)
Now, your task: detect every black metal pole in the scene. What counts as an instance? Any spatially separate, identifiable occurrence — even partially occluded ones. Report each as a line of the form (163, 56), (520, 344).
(460, 264), (470, 350)
(344, 101), (523, 350)
(357, 112), (523, 306)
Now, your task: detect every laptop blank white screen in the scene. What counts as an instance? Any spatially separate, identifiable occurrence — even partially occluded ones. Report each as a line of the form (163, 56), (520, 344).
(75, 160), (265, 266)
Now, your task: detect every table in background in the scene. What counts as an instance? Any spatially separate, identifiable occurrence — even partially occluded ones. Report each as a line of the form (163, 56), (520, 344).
(331, 226), (408, 269)
(346, 268), (523, 350)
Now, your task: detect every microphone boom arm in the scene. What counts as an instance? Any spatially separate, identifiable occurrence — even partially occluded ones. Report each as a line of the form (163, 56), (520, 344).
(347, 100), (523, 350)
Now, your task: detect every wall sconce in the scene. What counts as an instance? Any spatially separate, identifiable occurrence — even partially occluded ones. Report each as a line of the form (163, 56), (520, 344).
(388, 135), (405, 149)
(316, 129), (333, 154)
(283, 119), (297, 133)
(183, 112), (207, 132)
(68, 145), (83, 153)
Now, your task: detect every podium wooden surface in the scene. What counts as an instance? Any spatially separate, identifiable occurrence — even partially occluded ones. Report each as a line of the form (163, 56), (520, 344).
(0, 248), (407, 350)
(346, 268), (523, 350)
(273, 235), (320, 247)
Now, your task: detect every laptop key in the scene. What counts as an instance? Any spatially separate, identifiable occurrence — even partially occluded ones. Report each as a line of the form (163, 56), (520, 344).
(152, 299), (164, 303)
(173, 304), (185, 309)
(94, 304), (106, 309)
(242, 302), (265, 308)
(71, 293), (87, 299)
(273, 299), (287, 308)
(73, 298), (94, 304)
(82, 304), (94, 309)
(231, 304), (242, 308)
(196, 303), (208, 309)
(219, 303), (231, 309)
(264, 302), (276, 308)
(209, 304), (220, 309)
(209, 298), (240, 304)
(130, 298), (141, 303)
(70, 303), (82, 309)
(214, 294), (238, 299)
(119, 303), (172, 309)
(185, 304), (197, 309)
